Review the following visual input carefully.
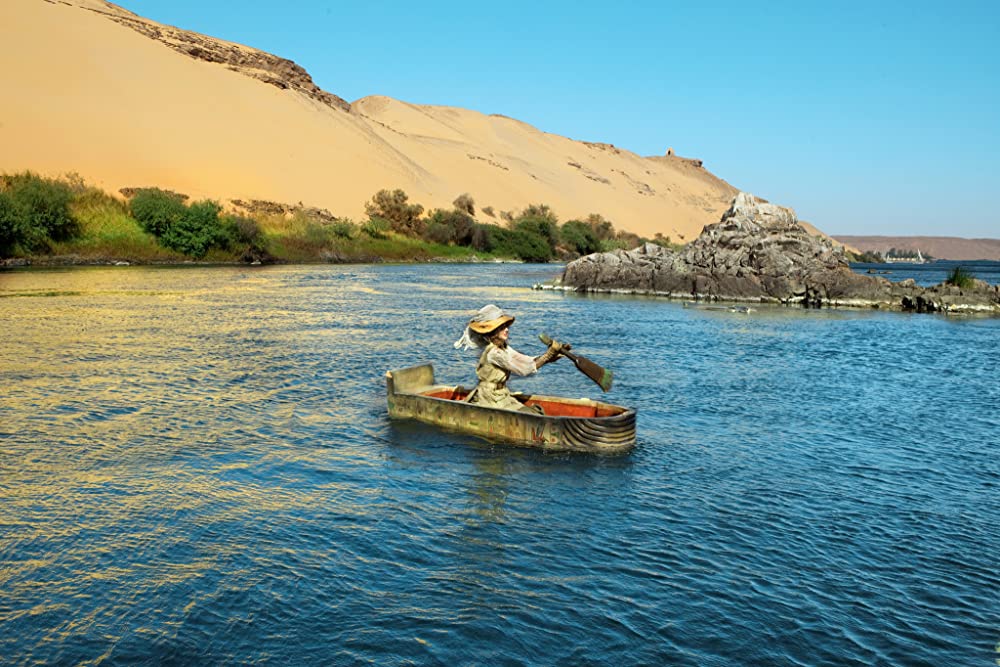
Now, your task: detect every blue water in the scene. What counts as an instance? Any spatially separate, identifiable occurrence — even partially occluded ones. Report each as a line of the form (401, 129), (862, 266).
(850, 260), (1000, 287)
(2, 264), (998, 666)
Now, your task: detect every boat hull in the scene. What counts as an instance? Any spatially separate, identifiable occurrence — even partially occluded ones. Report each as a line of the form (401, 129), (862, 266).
(386, 364), (636, 453)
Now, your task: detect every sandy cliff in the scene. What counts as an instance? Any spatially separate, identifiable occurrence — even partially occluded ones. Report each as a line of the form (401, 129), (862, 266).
(1, 0), (740, 240)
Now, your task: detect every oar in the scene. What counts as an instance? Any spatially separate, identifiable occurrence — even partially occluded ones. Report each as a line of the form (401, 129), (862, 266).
(539, 333), (613, 392)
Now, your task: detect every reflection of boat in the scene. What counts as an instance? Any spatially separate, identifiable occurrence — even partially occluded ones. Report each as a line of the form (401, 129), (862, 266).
(386, 364), (636, 453)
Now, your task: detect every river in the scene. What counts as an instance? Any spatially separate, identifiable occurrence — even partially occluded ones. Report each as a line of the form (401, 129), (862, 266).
(2, 264), (998, 665)
(849, 259), (1000, 287)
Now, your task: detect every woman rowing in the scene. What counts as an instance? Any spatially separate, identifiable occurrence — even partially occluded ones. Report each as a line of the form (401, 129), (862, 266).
(453, 304), (564, 413)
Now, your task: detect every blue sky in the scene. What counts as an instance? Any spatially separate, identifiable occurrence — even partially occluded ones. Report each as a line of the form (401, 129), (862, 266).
(118, 0), (999, 237)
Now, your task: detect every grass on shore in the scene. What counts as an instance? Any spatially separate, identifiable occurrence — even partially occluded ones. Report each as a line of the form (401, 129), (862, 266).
(3, 175), (503, 265)
(51, 188), (185, 262)
(257, 211), (498, 263)
(946, 265), (975, 289)
(6, 171), (667, 265)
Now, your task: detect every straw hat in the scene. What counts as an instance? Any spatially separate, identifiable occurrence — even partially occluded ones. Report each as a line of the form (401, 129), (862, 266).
(468, 304), (514, 334)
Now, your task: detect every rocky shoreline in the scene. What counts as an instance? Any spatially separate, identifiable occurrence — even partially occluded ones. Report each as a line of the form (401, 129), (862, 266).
(540, 193), (1000, 315)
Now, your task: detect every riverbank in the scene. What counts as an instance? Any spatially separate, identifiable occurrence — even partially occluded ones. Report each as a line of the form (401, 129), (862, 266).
(0, 174), (505, 266)
(1, 172), (668, 268)
(1, 249), (511, 269)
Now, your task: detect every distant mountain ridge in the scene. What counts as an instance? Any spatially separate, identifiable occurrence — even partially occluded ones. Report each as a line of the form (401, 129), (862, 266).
(1, 0), (747, 241)
(833, 236), (1000, 261)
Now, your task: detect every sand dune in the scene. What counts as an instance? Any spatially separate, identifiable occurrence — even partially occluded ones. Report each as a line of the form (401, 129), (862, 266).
(2, 0), (740, 240)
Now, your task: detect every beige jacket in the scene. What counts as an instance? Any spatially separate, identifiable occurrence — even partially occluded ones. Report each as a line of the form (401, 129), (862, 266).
(470, 342), (536, 410)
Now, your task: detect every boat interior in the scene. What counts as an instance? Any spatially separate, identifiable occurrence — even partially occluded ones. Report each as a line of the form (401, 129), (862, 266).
(420, 387), (625, 418)
(388, 365), (628, 419)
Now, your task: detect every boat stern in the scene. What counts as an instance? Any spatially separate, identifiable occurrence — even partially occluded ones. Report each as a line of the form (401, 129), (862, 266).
(386, 364), (436, 417)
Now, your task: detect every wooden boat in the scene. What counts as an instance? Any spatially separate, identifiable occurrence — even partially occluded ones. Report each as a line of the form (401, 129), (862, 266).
(385, 364), (636, 453)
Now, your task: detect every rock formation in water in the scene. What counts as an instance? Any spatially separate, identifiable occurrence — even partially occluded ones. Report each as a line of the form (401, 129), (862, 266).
(549, 193), (1000, 314)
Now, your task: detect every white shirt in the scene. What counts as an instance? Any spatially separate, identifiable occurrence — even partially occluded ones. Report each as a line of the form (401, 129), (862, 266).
(485, 345), (537, 377)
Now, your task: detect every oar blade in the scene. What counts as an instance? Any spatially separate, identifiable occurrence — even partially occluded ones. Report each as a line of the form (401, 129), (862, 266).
(539, 332), (613, 392)
(574, 355), (613, 392)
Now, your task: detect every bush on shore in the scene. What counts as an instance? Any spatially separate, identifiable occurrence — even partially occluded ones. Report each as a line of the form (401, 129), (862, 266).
(60, 186), (178, 260)
(560, 220), (600, 256)
(423, 208), (476, 246)
(946, 265), (975, 289)
(362, 217), (390, 240)
(487, 226), (553, 262)
(222, 215), (269, 262)
(1, 176), (671, 264)
(0, 172), (79, 255)
(0, 192), (24, 256)
(129, 189), (264, 259)
(356, 188), (682, 262)
(365, 189), (425, 236)
(129, 188), (188, 238)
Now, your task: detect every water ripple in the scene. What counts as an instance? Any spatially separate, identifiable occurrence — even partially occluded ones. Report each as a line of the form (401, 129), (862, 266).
(1, 264), (998, 665)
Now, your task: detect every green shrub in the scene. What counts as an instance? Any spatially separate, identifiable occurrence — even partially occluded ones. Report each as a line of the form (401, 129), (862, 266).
(223, 215), (269, 260)
(650, 232), (672, 248)
(362, 217), (390, 239)
(0, 172), (78, 252)
(303, 221), (336, 248)
(160, 200), (226, 258)
(487, 225), (553, 262)
(510, 204), (559, 254)
(424, 220), (450, 245)
(560, 219), (600, 255)
(60, 188), (175, 260)
(519, 203), (558, 225)
(224, 215), (262, 246)
(424, 208), (475, 245)
(364, 189), (425, 236)
(514, 216), (559, 254)
(511, 230), (553, 262)
(129, 189), (230, 258)
(0, 192), (26, 255)
(130, 188), (188, 237)
(330, 218), (357, 239)
(852, 250), (883, 263)
(946, 265), (975, 289)
(599, 238), (631, 252)
(471, 224), (493, 252)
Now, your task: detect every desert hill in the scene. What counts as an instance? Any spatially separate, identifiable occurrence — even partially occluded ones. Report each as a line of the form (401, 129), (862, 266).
(834, 236), (1000, 261)
(1, 0), (742, 241)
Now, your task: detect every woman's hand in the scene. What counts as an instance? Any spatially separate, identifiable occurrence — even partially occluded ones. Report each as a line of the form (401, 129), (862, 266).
(548, 339), (569, 354)
(534, 342), (564, 369)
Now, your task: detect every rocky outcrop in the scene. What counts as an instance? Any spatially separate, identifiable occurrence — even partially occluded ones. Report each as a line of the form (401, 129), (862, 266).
(230, 199), (340, 224)
(549, 193), (1000, 314)
(83, 3), (350, 113)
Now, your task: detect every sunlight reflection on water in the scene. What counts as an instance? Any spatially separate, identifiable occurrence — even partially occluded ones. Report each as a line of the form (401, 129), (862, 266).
(1, 264), (998, 665)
